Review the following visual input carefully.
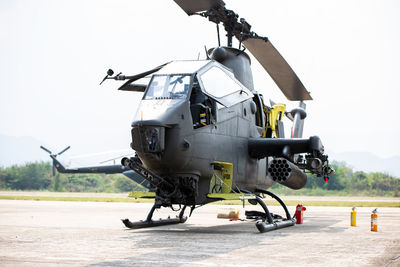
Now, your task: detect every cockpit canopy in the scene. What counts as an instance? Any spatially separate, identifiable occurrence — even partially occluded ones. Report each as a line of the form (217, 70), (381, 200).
(143, 60), (253, 107)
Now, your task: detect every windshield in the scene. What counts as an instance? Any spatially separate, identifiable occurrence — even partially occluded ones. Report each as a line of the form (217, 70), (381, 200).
(144, 75), (191, 100)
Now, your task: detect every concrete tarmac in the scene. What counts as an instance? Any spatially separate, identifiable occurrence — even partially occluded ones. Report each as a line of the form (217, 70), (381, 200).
(0, 200), (399, 266)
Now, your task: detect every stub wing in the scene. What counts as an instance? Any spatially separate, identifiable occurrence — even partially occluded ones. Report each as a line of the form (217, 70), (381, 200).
(248, 136), (323, 159)
(248, 136), (334, 178)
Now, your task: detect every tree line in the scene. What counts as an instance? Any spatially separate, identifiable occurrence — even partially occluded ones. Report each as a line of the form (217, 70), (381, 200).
(271, 161), (400, 197)
(0, 162), (145, 193)
(0, 161), (399, 196)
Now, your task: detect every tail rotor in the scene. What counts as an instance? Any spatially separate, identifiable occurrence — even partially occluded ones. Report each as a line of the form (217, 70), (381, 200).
(57, 146), (71, 156)
(40, 145), (52, 154)
(40, 145), (70, 176)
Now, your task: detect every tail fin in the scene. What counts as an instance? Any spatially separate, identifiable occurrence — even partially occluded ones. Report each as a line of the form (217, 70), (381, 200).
(49, 155), (67, 174)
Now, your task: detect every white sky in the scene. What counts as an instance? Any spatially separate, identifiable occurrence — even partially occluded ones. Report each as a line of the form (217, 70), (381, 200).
(0, 0), (399, 159)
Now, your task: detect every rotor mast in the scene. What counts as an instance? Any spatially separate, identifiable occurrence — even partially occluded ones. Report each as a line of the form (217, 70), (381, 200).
(195, 5), (255, 48)
(173, 0), (313, 101)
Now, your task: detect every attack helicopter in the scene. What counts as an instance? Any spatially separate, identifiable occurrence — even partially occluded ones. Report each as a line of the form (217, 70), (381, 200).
(46, 0), (334, 233)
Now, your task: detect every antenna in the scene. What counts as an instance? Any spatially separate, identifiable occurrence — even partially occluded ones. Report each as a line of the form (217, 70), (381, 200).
(238, 18), (246, 50)
(204, 45), (210, 59)
(216, 24), (221, 47)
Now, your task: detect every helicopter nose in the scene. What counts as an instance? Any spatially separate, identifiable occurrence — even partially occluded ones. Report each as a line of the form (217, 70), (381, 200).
(131, 125), (166, 154)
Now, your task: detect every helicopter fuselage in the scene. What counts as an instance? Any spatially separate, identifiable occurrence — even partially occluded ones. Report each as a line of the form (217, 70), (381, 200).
(129, 57), (275, 207)
(125, 47), (331, 209)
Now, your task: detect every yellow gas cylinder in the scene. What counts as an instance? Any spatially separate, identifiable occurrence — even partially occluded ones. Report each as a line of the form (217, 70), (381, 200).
(350, 207), (357, 227)
(371, 208), (378, 232)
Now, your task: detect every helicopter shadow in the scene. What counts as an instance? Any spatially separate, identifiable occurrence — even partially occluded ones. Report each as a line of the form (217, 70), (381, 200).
(88, 217), (344, 267)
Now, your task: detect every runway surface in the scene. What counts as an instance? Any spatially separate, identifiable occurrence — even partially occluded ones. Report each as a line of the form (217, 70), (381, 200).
(0, 200), (399, 266)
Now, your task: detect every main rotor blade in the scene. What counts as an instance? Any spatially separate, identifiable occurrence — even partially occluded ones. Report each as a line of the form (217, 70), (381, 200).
(40, 145), (52, 154)
(173, 0), (225, 15)
(243, 38), (312, 101)
(58, 146), (71, 156)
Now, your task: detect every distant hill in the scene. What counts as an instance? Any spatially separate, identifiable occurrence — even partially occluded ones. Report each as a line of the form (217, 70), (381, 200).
(328, 150), (400, 177)
(0, 134), (49, 167)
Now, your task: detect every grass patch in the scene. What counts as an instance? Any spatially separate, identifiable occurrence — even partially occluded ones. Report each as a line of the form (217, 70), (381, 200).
(0, 195), (153, 203)
(215, 199), (400, 207)
(0, 195), (399, 207)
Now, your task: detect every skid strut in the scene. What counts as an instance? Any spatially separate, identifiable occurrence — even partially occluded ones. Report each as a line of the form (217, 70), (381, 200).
(121, 157), (188, 229)
(249, 189), (295, 233)
(122, 205), (187, 229)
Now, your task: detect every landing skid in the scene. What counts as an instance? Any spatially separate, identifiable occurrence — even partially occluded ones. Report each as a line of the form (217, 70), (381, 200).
(122, 190), (294, 232)
(122, 205), (187, 229)
(252, 189), (295, 233)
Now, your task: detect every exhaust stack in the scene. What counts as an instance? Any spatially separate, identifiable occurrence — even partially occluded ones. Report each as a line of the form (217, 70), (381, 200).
(268, 158), (307, 190)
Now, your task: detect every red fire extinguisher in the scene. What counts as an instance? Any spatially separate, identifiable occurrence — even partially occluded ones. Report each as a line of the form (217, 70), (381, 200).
(295, 204), (306, 224)
(371, 208), (378, 232)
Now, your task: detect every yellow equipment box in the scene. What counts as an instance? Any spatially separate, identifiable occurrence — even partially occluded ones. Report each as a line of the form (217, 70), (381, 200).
(209, 161), (233, 194)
